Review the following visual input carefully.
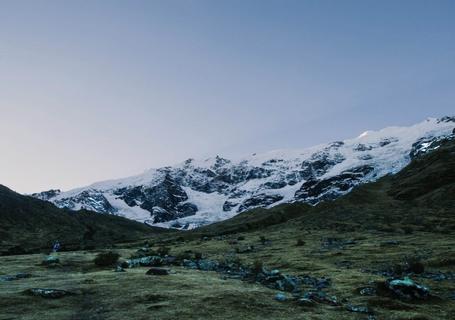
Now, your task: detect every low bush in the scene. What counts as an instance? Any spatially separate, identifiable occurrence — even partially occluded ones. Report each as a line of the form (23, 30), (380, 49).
(94, 251), (120, 267)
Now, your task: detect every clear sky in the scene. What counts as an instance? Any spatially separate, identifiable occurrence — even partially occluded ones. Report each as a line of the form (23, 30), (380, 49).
(0, 0), (454, 193)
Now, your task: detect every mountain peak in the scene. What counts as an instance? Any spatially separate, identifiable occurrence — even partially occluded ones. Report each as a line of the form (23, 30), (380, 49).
(32, 117), (455, 229)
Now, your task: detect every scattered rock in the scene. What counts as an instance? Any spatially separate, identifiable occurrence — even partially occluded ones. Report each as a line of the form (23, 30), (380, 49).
(0, 273), (32, 281)
(198, 259), (219, 271)
(358, 287), (376, 296)
(115, 266), (126, 272)
(378, 277), (430, 301)
(146, 268), (169, 276)
(301, 275), (331, 290)
(276, 275), (301, 293)
(419, 271), (454, 281)
(42, 255), (60, 266)
(182, 259), (198, 269)
(24, 288), (72, 299)
(345, 304), (371, 314)
(297, 297), (316, 307)
(303, 291), (340, 306)
(126, 256), (163, 268)
(274, 293), (287, 302)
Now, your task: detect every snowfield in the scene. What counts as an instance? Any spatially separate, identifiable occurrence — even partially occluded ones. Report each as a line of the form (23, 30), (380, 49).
(33, 117), (455, 229)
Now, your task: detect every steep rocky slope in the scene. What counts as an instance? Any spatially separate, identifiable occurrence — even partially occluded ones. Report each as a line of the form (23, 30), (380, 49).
(33, 117), (455, 229)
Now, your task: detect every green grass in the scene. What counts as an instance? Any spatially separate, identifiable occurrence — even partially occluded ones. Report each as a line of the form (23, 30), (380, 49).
(1, 141), (454, 319)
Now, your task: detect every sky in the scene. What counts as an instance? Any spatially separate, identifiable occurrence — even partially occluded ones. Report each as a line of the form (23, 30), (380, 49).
(0, 0), (454, 193)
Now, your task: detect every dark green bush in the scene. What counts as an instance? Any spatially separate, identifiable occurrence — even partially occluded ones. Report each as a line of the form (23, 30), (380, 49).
(157, 246), (171, 257)
(94, 251), (120, 267)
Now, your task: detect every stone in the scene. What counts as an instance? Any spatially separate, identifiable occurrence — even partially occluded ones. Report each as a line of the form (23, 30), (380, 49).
(276, 276), (300, 293)
(42, 255), (60, 266)
(183, 259), (198, 269)
(297, 298), (316, 307)
(386, 277), (430, 300)
(359, 287), (376, 296)
(346, 304), (370, 314)
(115, 266), (126, 272)
(274, 293), (287, 302)
(0, 273), (32, 282)
(126, 256), (163, 268)
(303, 291), (340, 306)
(24, 288), (71, 299)
(146, 268), (169, 276)
(197, 259), (219, 271)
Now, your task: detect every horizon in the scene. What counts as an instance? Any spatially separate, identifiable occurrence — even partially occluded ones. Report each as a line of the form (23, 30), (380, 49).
(24, 115), (453, 195)
(1, 0), (454, 193)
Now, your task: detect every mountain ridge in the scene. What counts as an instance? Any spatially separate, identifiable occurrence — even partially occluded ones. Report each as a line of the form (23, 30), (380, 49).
(32, 117), (455, 229)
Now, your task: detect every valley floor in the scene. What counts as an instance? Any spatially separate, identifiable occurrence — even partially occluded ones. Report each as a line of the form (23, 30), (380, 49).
(1, 226), (454, 320)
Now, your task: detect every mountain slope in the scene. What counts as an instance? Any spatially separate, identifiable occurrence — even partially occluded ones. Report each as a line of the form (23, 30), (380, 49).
(33, 117), (455, 229)
(0, 185), (170, 255)
(176, 135), (455, 245)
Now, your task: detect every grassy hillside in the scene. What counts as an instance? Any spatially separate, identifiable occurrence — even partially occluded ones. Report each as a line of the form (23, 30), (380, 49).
(0, 140), (453, 319)
(0, 185), (172, 254)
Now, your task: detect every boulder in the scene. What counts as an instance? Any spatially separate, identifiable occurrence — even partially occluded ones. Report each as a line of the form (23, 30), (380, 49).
(302, 291), (340, 306)
(197, 259), (219, 271)
(126, 256), (163, 268)
(146, 268), (169, 276)
(42, 255), (60, 266)
(274, 293), (287, 302)
(346, 304), (371, 314)
(0, 273), (32, 282)
(385, 277), (430, 300)
(24, 288), (71, 299)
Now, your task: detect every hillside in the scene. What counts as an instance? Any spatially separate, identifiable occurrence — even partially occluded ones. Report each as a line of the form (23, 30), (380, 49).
(0, 186), (171, 255)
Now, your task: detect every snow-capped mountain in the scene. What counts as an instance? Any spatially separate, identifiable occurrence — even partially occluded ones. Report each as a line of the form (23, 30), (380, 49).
(33, 117), (455, 229)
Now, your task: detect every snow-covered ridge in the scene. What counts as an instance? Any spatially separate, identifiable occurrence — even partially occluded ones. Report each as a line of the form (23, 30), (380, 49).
(33, 117), (455, 229)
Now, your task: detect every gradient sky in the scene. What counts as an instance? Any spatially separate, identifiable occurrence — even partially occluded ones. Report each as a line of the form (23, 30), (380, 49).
(0, 0), (454, 193)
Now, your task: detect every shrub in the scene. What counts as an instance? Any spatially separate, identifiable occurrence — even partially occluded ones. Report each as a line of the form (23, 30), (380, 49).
(252, 259), (263, 274)
(194, 252), (203, 260)
(296, 239), (305, 246)
(259, 236), (267, 244)
(94, 251), (120, 267)
(405, 257), (425, 274)
(157, 246), (171, 257)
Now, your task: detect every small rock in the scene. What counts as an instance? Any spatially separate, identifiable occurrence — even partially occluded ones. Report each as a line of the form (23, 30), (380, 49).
(25, 288), (71, 299)
(183, 259), (198, 269)
(276, 275), (300, 293)
(115, 266), (125, 272)
(42, 255), (60, 266)
(274, 293), (287, 302)
(270, 269), (280, 276)
(303, 291), (340, 306)
(198, 259), (219, 271)
(359, 287), (376, 296)
(297, 298), (316, 307)
(0, 273), (32, 282)
(125, 256), (163, 268)
(146, 268), (169, 276)
(382, 277), (430, 300)
(346, 304), (370, 314)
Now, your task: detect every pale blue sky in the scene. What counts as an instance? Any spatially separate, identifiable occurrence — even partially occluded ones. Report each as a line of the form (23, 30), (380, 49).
(0, 0), (454, 193)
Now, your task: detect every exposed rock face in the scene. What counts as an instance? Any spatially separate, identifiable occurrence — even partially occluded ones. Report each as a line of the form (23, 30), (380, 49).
(115, 173), (198, 223)
(295, 165), (375, 204)
(55, 190), (116, 214)
(32, 117), (455, 229)
(31, 189), (61, 201)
